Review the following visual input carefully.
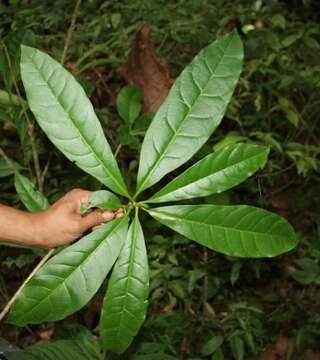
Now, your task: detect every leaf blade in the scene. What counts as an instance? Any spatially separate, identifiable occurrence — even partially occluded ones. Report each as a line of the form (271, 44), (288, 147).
(147, 144), (269, 203)
(117, 85), (143, 124)
(8, 216), (128, 326)
(136, 31), (243, 195)
(147, 205), (298, 258)
(80, 190), (122, 215)
(14, 173), (49, 212)
(100, 215), (149, 353)
(20, 45), (129, 197)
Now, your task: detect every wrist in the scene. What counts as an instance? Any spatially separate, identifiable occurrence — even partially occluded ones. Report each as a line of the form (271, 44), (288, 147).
(26, 211), (52, 248)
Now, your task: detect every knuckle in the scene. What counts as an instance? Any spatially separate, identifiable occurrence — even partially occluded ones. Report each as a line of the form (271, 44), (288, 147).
(70, 188), (82, 196)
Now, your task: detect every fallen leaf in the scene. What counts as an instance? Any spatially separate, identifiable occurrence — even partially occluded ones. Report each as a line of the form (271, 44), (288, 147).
(121, 22), (172, 113)
(163, 302), (176, 313)
(204, 302), (216, 319)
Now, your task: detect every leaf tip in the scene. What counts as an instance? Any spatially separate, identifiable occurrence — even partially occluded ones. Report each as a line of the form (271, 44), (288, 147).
(20, 44), (37, 62)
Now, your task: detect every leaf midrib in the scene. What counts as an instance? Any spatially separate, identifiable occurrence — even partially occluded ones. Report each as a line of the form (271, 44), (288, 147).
(12, 216), (127, 323)
(149, 207), (291, 239)
(149, 148), (266, 201)
(114, 216), (140, 346)
(25, 49), (128, 197)
(136, 33), (236, 196)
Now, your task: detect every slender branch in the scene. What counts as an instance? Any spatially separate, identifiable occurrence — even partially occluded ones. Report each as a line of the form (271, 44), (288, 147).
(1, 41), (42, 192)
(40, 159), (51, 191)
(0, 249), (55, 322)
(114, 144), (122, 159)
(60, 0), (82, 65)
(202, 247), (208, 305)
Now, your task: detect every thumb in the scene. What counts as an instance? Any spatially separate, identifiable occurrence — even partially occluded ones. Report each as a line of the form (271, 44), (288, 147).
(79, 209), (114, 232)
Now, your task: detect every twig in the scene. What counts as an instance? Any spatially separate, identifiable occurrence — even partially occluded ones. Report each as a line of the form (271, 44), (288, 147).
(114, 144), (122, 159)
(202, 247), (208, 304)
(60, 0), (82, 65)
(1, 41), (42, 192)
(40, 159), (51, 191)
(0, 249), (55, 322)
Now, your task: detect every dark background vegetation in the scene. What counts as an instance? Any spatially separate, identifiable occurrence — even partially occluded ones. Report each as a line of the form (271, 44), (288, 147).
(0, 0), (320, 359)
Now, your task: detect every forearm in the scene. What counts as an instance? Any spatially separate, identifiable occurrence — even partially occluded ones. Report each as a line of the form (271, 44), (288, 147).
(0, 204), (42, 247)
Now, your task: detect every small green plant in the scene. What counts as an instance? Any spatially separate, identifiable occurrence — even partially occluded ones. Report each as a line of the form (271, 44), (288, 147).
(7, 31), (298, 353)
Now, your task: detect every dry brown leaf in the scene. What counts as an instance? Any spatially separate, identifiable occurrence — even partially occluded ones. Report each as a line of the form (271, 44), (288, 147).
(121, 22), (172, 113)
(163, 303), (175, 313)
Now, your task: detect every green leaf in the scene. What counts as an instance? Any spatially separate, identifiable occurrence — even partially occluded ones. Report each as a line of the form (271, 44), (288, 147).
(229, 335), (244, 360)
(117, 85), (143, 124)
(136, 31), (243, 195)
(213, 133), (248, 151)
(80, 190), (122, 214)
(14, 173), (49, 212)
(18, 340), (100, 360)
(147, 144), (269, 203)
(286, 110), (299, 127)
(147, 205), (298, 258)
(271, 14), (286, 29)
(131, 113), (155, 136)
(8, 216), (128, 326)
(201, 335), (224, 356)
(20, 45), (129, 197)
(100, 215), (149, 353)
(0, 159), (22, 178)
(282, 34), (300, 47)
(0, 30), (35, 88)
(0, 89), (26, 107)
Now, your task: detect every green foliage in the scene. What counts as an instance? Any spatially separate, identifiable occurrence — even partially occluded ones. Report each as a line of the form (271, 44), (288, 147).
(117, 85), (143, 125)
(4, 29), (299, 355)
(8, 217), (128, 326)
(136, 31), (243, 195)
(148, 143), (269, 203)
(20, 44), (128, 197)
(14, 173), (49, 212)
(148, 205), (297, 257)
(201, 335), (224, 356)
(1, 325), (102, 359)
(100, 214), (149, 352)
(0, 159), (22, 177)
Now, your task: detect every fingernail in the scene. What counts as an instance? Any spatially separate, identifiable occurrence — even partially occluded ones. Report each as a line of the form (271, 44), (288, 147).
(102, 211), (114, 221)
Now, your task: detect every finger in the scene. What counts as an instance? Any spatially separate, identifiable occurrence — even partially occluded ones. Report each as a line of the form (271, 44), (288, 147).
(79, 209), (114, 232)
(115, 210), (125, 218)
(92, 225), (102, 231)
(67, 189), (92, 212)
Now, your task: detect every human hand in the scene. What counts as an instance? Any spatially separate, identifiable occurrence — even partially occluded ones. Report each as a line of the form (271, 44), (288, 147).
(32, 189), (124, 248)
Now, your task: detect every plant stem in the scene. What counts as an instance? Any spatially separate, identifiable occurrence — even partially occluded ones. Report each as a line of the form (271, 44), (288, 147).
(0, 249), (55, 322)
(202, 247), (208, 305)
(114, 144), (122, 159)
(60, 0), (82, 65)
(1, 41), (42, 192)
(135, 205), (139, 218)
